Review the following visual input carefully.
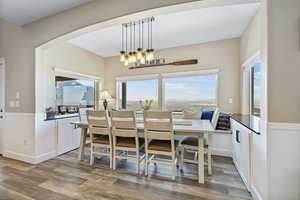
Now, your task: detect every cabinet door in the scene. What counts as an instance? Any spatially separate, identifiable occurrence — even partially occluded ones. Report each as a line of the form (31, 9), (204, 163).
(231, 120), (239, 164)
(57, 118), (74, 155)
(231, 119), (251, 191)
(238, 126), (251, 190)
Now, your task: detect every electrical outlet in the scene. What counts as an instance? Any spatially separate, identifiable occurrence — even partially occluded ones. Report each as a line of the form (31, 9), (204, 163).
(16, 92), (20, 99)
(228, 98), (233, 104)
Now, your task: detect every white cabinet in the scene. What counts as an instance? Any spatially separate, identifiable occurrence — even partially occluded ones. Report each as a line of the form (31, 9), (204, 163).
(231, 119), (251, 191)
(57, 117), (81, 155)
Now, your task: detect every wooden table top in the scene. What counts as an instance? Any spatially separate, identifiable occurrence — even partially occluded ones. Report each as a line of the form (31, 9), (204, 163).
(71, 119), (216, 135)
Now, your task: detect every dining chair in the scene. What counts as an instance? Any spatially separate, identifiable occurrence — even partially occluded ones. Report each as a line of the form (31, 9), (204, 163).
(79, 107), (94, 122)
(87, 110), (113, 168)
(143, 111), (178, 180)
(180, 107), (219, 177)
(110, 111), (144, 174)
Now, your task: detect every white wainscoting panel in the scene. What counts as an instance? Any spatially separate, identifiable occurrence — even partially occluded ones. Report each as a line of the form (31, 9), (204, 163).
(210, 134), (232, 157)
(3, 112), (36, 163)
(268, 122), (300, 200)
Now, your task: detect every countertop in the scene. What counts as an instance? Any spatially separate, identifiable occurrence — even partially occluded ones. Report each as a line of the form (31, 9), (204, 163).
(231, 114), (260, 135)
(44, 113), (79, 121)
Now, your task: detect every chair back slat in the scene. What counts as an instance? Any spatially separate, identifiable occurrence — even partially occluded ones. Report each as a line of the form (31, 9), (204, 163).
(145, 130), (172, 140)
(112, 129), (137, 137)
(87, 110), (110, 135)
(144, 121), (171, 131)
(144, 111), (173, 139)
(111, 111), (137, 137)
(89, 127), (110, 135)
(112, 120), (136, 129)
(144, 111), (171, 119)
(79, 107), (94, 122)
(111, 111), (134, 118)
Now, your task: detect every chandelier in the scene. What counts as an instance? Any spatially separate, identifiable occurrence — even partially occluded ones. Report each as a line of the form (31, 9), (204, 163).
(120, 17), (155, 66)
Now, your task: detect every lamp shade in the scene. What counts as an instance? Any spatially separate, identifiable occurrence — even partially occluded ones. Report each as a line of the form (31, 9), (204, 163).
(100, 91), (112, 100)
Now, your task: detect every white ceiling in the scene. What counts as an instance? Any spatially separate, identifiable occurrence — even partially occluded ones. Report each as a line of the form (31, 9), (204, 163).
(0, 0), (94, 25)
(69, 3), (260, 58)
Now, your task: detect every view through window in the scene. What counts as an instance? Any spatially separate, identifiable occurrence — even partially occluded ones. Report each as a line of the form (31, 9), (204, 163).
(121, 79), (158, 110)
(117, 71), (218, 111)
(164, 74), (218, 111)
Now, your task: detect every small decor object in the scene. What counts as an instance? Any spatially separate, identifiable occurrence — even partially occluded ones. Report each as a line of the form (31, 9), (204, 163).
(100, 91), (112, 110)
(139, 99), (154, 111)
(46, 107), (56, 119)
(129, 59), (198, 69)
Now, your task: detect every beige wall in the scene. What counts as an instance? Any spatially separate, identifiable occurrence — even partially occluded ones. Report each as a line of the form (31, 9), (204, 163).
(240, 9), (262, 64)
(240, 8), (262, 114)
(43, 42), (104, 109)
(268, 0), (300, 123)
(104, 38), (241, 113)
(0, 18), (34, 113)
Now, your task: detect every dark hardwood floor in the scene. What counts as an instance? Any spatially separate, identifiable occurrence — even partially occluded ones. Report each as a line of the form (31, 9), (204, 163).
(0, 148), (252, 200)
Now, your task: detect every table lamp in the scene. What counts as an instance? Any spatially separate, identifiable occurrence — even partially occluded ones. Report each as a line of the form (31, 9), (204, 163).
(100, 91), (112, 110)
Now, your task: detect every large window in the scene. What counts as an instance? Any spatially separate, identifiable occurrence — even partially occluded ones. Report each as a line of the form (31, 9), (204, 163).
(116, 70), (218, 111)
(117, 79), (158, 110)
(164, 74), (218, 111)
(250, 63), (261, 117)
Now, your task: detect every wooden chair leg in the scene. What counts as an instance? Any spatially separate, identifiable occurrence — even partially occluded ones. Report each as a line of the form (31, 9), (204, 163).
(198, 137), (205, 184)
(180, 147), (184, 172)
(136, 153), (140, 175)
(172, 153), (176, 180)
(145, 152), (149, 176)
(208, 149), (212, 175)
(90, 145), (94, 165)
(110, 148), (113, 169)
(172, 163), (176, 180)
(113, 148), (117, 170)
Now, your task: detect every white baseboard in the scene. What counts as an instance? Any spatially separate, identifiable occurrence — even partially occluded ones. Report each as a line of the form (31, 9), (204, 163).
(212, 148), (232, 157)
(35, 151), (56, 163)
(3, 150), (56, 164)
(4, 151), (36, 164)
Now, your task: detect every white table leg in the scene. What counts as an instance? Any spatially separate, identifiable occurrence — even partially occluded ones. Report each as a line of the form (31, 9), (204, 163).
(78, 128), (87, 161)
(198, 134), (205, 184)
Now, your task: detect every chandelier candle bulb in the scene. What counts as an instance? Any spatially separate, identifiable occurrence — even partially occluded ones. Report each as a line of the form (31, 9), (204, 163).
(120, 51), (126, 62)
(137, 48), (143, 59)
(132, 52), (137, 62)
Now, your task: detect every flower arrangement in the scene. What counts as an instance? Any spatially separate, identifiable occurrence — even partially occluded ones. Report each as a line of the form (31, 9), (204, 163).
(139, 99), (154, 111)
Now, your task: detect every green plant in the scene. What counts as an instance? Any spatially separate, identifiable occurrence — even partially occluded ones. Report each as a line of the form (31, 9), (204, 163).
(139, 99), (154, 111)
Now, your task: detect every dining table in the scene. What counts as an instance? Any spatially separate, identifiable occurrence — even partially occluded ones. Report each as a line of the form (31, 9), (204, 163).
(71, 118), (216, 184)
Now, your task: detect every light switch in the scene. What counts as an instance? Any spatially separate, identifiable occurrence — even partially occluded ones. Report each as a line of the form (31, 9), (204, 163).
(16, 92), (20, 99)
(15, 101), (20, 108)
(10, 101), (15, 108)
(228, 98), (233, 104)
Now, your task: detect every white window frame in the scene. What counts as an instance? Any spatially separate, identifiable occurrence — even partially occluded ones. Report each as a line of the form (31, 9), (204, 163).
(115, 69), (219, 110)
(242, 51), (261, 116)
